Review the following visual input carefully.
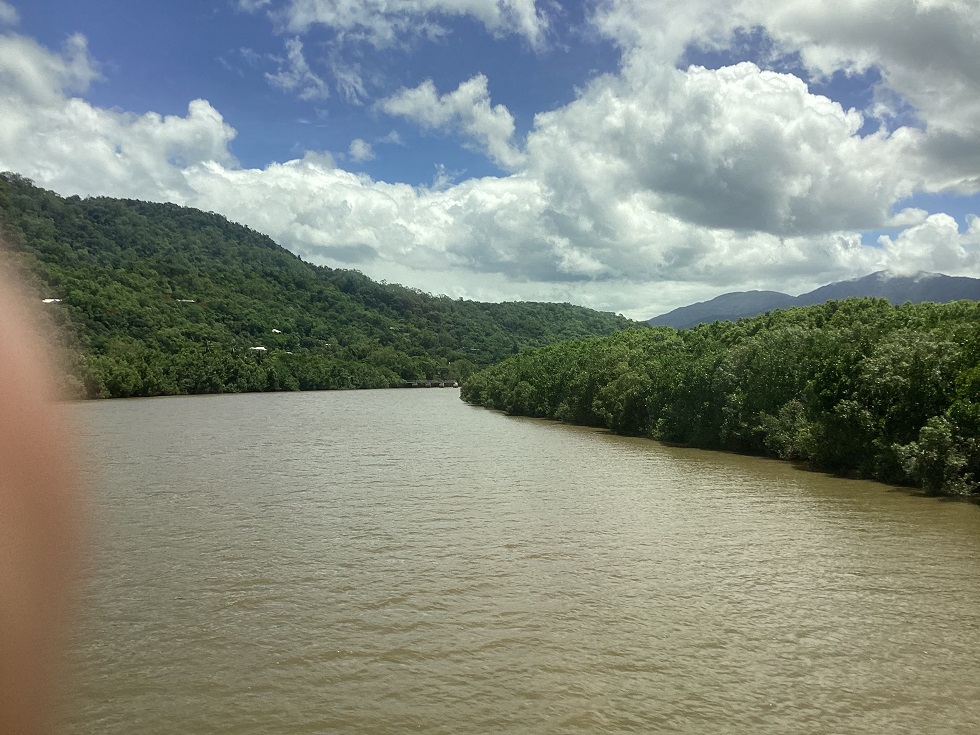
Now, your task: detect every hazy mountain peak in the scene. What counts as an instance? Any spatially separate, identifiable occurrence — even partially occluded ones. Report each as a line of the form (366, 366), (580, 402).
(648, 271), (980, 329)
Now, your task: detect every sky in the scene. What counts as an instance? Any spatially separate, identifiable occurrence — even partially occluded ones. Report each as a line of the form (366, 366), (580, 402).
(1, 0), (979, 319)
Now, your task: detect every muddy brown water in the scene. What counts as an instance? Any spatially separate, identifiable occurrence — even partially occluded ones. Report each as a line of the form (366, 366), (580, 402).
(65, 389), (980, 734)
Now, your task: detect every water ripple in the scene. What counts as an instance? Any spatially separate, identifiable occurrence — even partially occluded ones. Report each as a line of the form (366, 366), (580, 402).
(68, 390), (980, 734)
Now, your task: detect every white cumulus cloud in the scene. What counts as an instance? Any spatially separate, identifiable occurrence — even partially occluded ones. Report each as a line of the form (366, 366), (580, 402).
(878, 214), (980, 276)
(0, 32), (99, 104)
(523, 61), (924, 239)
(348, 138), (374, 162)
(0, 33), (235, 202)
(593, 0), (980, 199)
(380, 75), (525, 170)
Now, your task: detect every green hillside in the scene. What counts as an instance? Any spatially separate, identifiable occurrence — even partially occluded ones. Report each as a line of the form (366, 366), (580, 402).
(0, 172), (636, 398)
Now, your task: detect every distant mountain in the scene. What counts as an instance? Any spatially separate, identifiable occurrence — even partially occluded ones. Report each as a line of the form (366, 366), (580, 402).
(646, 290), (798, 330)
(648, 271), (980, 329)
(795, 271), (980, 306)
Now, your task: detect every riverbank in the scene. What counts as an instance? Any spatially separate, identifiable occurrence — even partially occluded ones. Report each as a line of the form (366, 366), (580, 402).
(461, 298), (980, 499)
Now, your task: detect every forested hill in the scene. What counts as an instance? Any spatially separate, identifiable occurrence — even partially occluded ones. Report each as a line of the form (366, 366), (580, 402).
(0, 173), (636, 397)
(462, 299), (980, 498)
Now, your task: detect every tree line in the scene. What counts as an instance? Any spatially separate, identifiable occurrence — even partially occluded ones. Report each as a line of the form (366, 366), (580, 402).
(0, 172), (634, 398)
(462, 298), (980, 497)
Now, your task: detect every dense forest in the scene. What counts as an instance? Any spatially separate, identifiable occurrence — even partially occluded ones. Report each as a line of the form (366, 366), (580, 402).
(462, 299), (980, 497)
(0, 173), (635, 398)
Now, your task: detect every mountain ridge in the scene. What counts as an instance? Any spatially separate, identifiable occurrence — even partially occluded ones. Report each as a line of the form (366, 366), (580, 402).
(648, 271), (980, 329)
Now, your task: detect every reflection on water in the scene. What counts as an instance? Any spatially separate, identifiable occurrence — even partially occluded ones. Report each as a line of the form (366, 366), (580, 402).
(68, 389), (980, 734)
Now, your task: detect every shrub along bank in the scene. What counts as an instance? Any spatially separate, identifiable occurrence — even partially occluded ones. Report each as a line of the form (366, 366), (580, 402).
(462, 298), (980, 497)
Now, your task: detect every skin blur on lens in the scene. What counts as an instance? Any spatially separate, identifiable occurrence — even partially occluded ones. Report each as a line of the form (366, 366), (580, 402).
(0, 247), (82, 735)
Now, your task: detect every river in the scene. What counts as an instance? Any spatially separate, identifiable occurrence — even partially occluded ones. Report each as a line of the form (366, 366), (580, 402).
(65, 388), (980, 734)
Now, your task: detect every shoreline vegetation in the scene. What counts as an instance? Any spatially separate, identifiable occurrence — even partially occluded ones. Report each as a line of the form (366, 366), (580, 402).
(0, 173), (634, 399)
(461, 299), (980, 499)
(5, 172), (980, 499)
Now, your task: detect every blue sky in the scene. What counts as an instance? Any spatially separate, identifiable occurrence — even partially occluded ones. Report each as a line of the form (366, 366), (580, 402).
(2, 0), (979, 317)
(15, 0), (620, 182)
